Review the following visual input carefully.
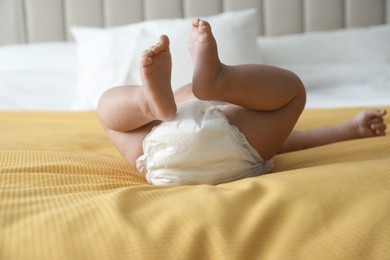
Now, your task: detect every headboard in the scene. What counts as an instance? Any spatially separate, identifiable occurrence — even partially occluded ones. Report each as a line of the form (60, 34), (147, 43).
(1, 0), (389, 45)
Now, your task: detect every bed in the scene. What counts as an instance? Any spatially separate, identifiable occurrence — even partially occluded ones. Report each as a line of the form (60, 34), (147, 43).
(1, 0), (390, 259)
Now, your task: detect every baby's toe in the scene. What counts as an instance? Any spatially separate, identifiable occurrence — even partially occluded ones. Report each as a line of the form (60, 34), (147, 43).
(140, 56), (153, 66)
(192, 17), (201, 28)
(198, 20), (212, 34)
(159, 34), (170, 49)
(199, 20), (211, 28)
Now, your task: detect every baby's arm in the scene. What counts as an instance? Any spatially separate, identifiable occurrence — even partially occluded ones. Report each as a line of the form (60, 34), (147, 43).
(278, 109), (387, 153)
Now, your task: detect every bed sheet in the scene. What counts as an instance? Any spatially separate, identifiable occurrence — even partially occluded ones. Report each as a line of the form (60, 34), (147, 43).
(0, 70), (78, 110)
(1, 108), (389, 259)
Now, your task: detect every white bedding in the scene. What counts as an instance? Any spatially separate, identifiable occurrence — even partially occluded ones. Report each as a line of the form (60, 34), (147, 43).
(258, 23), (390, 109)
(284, 63), (390, 108)
(0, 11), (389, 111)
(0, 42), (78, 110)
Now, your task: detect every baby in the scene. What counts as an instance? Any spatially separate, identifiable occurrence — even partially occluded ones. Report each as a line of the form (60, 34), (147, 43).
(97, 18), (387, 185)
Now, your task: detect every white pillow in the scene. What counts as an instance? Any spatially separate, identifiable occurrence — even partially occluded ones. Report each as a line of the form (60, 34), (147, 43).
(280, 62), (390, 89)
(258, 25), (390, 65)
(0, 42), (79, 110)
(71, 9), (259, 110)
(0, 42), (77, 72)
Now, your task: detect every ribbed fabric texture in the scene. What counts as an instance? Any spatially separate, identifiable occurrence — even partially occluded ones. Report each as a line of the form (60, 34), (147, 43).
(1, 108), (389, 260)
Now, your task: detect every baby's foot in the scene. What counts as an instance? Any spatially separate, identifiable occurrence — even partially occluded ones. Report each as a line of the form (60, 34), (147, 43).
(352, 109), (387, 137)
(187, 18), (224, 100)
(139, 35), (176, 121)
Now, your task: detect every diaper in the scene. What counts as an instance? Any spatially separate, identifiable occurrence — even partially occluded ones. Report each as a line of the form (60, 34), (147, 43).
(136, 100), (273, 186)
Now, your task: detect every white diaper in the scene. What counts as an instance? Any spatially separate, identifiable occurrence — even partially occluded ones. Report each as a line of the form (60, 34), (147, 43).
(136, 100), (273, 186)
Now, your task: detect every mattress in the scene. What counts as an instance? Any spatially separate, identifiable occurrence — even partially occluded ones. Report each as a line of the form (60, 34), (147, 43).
(1, 107), (389, 259)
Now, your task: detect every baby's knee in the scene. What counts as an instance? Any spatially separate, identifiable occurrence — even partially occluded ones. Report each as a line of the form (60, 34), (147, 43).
(291, 72), (306, 109)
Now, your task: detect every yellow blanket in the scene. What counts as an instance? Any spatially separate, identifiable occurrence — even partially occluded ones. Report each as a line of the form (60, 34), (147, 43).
(1, 108), (389, 260)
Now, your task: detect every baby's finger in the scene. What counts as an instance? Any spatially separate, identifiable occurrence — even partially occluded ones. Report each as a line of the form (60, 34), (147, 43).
(371, 123), (387, 135)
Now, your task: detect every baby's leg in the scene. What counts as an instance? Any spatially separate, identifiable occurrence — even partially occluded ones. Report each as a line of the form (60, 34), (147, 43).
(188, 19), (306, 160)
(279, 109), (387, 153)
(97, 35), (176, 166)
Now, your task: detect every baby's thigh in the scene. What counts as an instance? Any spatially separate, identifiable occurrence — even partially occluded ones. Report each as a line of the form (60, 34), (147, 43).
(102, 121), (160, 167)
(223, 104), (296, 160)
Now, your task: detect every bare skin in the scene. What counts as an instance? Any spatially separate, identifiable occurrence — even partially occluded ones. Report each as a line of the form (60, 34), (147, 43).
(97, 18), (387, 169)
